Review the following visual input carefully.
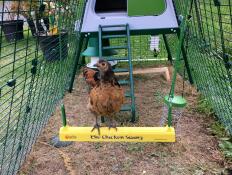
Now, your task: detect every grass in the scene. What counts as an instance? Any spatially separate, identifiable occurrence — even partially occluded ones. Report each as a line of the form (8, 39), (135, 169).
(212, 122), (232, 162)
(0, 26), (80, 174)
(0, 29), (39, 150)
(196, 95), (232, 163)
(0, 29), (41, 132)
(196, 94), (215, 116)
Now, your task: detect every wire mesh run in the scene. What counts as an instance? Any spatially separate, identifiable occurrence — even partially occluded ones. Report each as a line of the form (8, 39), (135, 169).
(0, 1), (86, 175)
(173, 0), (232, 133)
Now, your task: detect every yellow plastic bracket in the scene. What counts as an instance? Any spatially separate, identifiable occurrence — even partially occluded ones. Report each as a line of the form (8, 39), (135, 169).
(59, 126), (175, 142)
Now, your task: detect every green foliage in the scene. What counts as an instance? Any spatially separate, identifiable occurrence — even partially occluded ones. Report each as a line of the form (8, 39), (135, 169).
(219, 139), (232, 161)
(197, 95), (232, 161)
(196, 95), (214, 116)
(210, 122), (232, 161)
(210, 122), (229, 138)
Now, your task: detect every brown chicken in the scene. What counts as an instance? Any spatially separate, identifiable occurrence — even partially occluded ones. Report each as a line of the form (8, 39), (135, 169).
(87, 60), (124, 134)
(83, 67), (100, 89)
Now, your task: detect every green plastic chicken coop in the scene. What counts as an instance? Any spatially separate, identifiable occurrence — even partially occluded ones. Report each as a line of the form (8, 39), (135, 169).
(75, 0), (193, 123)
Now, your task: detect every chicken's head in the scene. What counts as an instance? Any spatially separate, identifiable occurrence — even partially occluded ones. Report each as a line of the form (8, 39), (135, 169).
(94, 59), (112, 73)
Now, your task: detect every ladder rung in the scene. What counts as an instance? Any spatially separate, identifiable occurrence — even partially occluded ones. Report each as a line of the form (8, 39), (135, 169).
(103, 46), (127, 50)
(114, 68), (129, 73)
(102, 34), (127, 39)
(125, 91), (131, 98)
(118, 80), (129, 85)
(101, 24), (127, 28)
(121, 105), (131, 111)
(106, 57), (129, 61)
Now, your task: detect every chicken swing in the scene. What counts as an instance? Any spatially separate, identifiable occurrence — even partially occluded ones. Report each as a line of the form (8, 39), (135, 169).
(59, 0), (192, 142)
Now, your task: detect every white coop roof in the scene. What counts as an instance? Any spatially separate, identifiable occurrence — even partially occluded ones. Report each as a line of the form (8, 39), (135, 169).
(81, 0), (179, 34)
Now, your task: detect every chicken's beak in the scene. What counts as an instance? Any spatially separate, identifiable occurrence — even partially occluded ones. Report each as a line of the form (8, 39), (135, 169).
(94, 63), (99, 67)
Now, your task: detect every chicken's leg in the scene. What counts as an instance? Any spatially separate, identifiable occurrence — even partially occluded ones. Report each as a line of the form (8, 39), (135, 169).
(108, 118), (117, 131)
(91, 116), (101, 135)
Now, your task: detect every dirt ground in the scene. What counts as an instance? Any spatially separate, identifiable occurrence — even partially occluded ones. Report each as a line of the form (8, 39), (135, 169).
(19, 67), (231, 175)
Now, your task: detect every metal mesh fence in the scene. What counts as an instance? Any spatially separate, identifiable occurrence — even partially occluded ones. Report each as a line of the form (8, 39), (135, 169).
(0, 0), (86, 174)
(173, 0), (232, 133)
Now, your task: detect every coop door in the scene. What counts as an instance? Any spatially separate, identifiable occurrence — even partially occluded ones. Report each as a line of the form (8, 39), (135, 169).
(128, 0), (166, 16)
(95, 0), (127, 13)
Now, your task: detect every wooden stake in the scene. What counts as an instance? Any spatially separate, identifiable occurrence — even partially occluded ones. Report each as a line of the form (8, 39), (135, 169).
(115, 67), (170, 81)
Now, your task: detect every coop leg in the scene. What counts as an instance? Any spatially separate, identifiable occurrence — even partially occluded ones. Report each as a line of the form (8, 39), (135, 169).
(163, 34), (173, 63)
(69, 34), (85, 92)
(177, 32), (194, 85)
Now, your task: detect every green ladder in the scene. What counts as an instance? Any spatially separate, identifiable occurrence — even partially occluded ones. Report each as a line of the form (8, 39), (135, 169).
(98, 24), (136, 122)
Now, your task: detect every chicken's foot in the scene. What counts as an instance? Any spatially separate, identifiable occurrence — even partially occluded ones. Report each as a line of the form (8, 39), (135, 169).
(108, 118), (117, 131)
(91, 123), (101, 135)
(91, 116), (101, 135)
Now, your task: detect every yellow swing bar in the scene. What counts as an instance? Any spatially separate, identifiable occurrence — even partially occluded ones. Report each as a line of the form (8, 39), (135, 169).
(59, 126), (175, 142)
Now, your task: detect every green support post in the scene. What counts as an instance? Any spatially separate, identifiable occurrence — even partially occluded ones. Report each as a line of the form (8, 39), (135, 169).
(126, 24), (136, 122)
(61, 104), (67, 127)
(167, 1), (191, 127)
(69, 34), (84, 92)
(163, 34), (173, 63)
(98, 26), (105, 123)
(177, 31), (194, 85)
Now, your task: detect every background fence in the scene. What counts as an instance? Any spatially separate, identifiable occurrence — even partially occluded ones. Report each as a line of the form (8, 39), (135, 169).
(0, 0), (231, 175)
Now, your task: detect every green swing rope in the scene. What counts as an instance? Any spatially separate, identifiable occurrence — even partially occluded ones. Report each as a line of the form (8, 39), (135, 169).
(167, 1), (193, 127)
